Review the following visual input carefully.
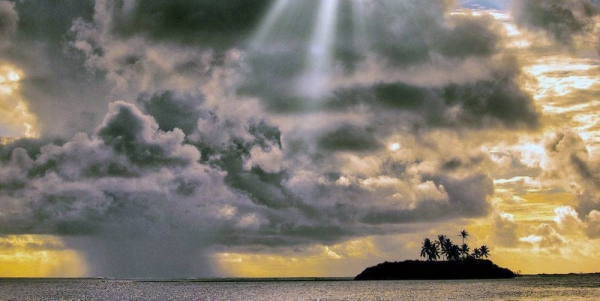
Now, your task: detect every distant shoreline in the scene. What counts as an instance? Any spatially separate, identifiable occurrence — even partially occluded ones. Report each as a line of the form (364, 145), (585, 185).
(1, 273), (600, 282)
(0, 277), (354, 283)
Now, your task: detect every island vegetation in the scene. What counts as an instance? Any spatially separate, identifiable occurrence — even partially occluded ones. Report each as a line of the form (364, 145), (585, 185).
(355, 230), (517, 280)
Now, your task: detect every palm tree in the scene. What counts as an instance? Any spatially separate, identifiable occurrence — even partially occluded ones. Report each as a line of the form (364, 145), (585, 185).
(448, 244), (461, 261)
(437, 235), (448, 260)
(429, 242), (440, 261)
(441, 238), (456, 261)
(479, 245), (490, 258)
(472, 248), (481, 259)
(460, 243), (470, 260)
(421, 238), (440, 261)
(459, 230), (469, 245)
(421, 238), (432, 261)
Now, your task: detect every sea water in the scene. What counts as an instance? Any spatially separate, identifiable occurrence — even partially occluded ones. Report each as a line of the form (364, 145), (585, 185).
(0, 275), (599, 300)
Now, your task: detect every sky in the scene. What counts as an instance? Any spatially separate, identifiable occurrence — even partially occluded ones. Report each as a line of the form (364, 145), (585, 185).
(1, 0), (600, 278)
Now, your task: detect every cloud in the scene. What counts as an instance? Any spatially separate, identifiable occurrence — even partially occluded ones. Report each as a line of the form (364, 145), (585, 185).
(354, 1), (502, 66)
(241, 1), (517, 115)
(491, 211), (519, 247)
(554, 206), (584, 230)
(1, 0), (113, 138)
(0, 0), (565, 277)
(0, 1), (17, 47)
(0, 102), (228, 276)
(511, 0), (600, 45)
(317, 124), (383, 152)
(0, 99), (502, 274)
(105, 0), (272, 49)
(519, 223), (566, 253)
(541, 130), (600, 222)
(327, 66), (539, 129)
(136, 91), (206, 136)
(586, 210), (600, 238)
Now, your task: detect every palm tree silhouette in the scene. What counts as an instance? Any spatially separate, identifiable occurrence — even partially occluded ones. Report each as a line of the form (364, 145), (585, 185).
(421, 238), (432, 261)
(448, 244), (461, 261)
(472, 248), (481, 259)
(420, 231), (491, 262)
(430, 242), (440, 261)
(479, 245), (490, 258)
(440, 237), (456, 261)
(460, 243), (470, 259)
(420, 238), (440, 261)
(437, 235), (448, 260)
(459, 230), (469, 245)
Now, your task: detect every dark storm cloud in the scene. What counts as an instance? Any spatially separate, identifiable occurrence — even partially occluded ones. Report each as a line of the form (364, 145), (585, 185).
(2, 0), (110, 137)
(367, 1), (501, 65)
(0, 99), (497, 238)
(434, 15), (501, 59)
(0, 1), (17, 46)
(441, 70), (539, 128)
(107, 0), (272, 49)
(70, 0), (249, 104)
(0, 102), (203, 230)
(327, 67), (539, 129)
(137, 91), (205, 135)
(0, 102), (226, 276)
(317, 124), (383, 152)
(511, 0), (600, 45)
(0, 137), (66, 163)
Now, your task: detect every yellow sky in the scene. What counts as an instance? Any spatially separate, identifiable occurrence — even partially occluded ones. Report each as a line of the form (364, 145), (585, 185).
(0, 235), (86, 277)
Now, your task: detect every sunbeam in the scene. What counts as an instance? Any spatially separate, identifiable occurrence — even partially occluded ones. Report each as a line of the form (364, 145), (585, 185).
(250, 0), (291, 50)
(297, 0), (340, 99)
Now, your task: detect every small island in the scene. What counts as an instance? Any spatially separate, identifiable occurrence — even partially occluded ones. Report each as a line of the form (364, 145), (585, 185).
(355, 230), (517, 280)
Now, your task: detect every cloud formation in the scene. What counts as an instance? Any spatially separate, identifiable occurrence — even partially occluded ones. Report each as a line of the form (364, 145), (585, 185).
(511, 0), (600, 45)
(0, 1), (17, 46)
(0, 0), (596, 277)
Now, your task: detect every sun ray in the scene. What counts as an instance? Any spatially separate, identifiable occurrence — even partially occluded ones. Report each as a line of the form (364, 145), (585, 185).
(297, 0), (340, 98)
(249, 0), (292, 50)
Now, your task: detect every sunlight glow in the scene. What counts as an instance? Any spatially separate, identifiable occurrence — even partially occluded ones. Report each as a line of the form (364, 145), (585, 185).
(215, 238), (379, 277)
(523, 59), (598, 99)
(0, 235), (87, 277)
(7, 72), (19, 82)
(0, 65), (39, 139)
(542, 100), (600, 115)
(520, 55), (600, 156)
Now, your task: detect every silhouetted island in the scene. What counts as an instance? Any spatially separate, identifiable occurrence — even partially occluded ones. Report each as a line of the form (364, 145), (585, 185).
(355, 230), (517, 280)
(355, 259), (516, 280)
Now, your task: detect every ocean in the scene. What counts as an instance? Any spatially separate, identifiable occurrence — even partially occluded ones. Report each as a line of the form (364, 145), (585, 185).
(0, 275), (599, 300)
